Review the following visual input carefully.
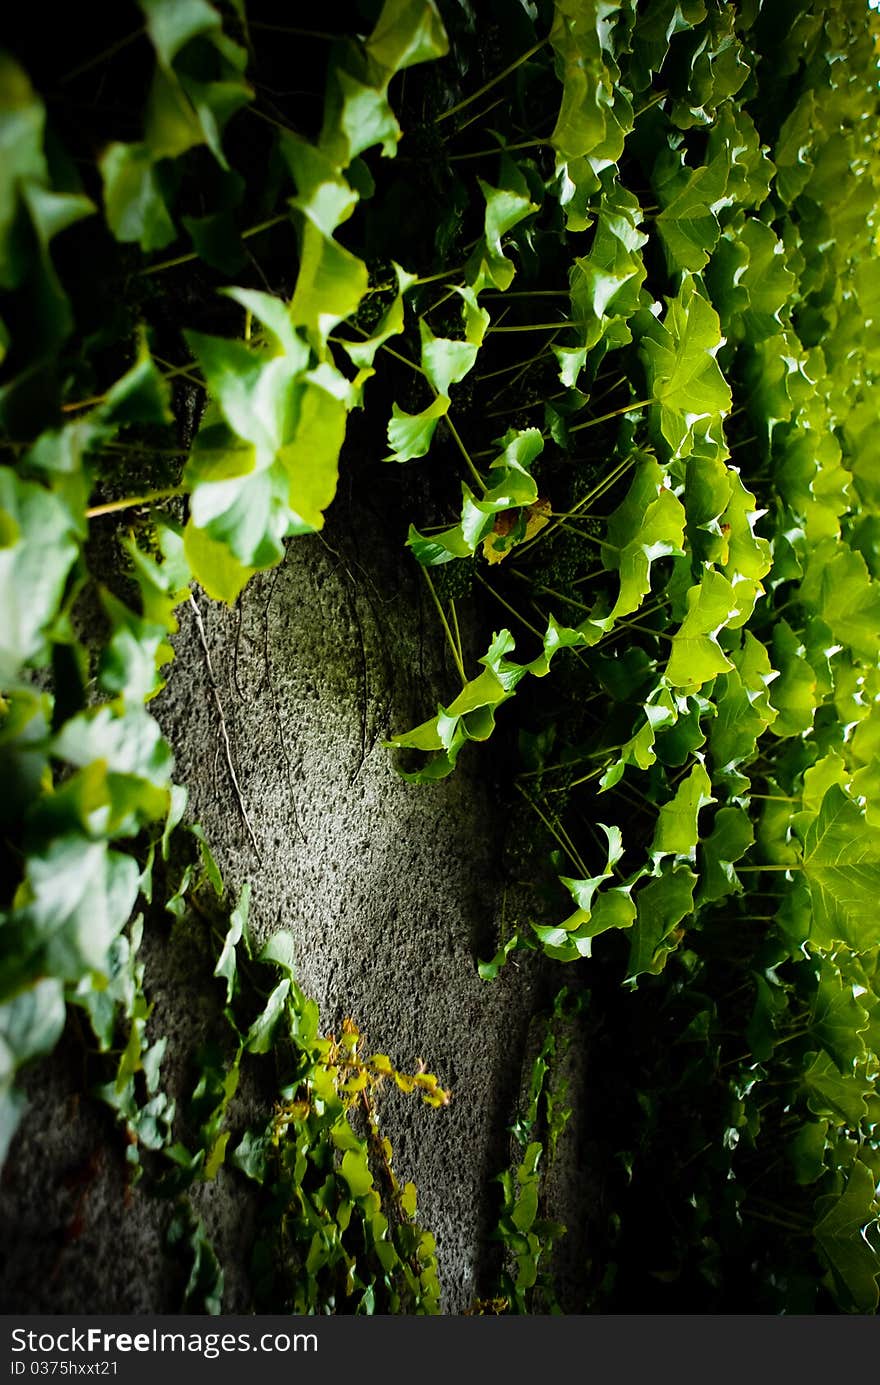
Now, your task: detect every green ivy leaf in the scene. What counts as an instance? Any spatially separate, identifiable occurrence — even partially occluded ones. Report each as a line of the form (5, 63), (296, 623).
(814, 1159), (880, 1313)
(100, 143), (176, 252)
(809, 960), (869, 1072)
(341, 1146), (374, 1199)
(699, 805), (754, 902)
(603, 458), (686, 618)
(0, 978), (65, 1164)
(245, 979), (291, 1054)
(788, 1119), (829, 1187)
(214, 883), (251, 1005)
(466, 176), (538, 292)
(627, 865), (696, 981)
(640, 274), (732, 462)
(0, 471), (79, 684)
(801, 786), (880, 953)
(1, 837), (140, 999)
(652, 761), (714, 861)
(665, 569), (736, 689)
(386, 395), (450, 463)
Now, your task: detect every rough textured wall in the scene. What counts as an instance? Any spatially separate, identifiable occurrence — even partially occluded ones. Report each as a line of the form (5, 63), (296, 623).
(0, 465), (566, 1315)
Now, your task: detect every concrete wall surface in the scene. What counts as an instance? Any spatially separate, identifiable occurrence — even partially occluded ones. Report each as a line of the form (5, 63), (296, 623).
(0, 472), (570, 1315)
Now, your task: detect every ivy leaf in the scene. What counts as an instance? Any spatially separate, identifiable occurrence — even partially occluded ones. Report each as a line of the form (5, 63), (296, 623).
(699, 805), (754, 902)
(0, 978), (66, 1164)
(290, 221), (369, 345)
(185, 330), (347, 566)
(801, 786), (880, 953)
(0, 470), (79, 684)
(277, 369), (348, 528)
(603, 459), (686, 618)
(100, 345), (174, 428)
(814, 1159), (880, 1313)
(405, 430), (544, 559)
(809, 960), (869, 1072)
(366, 0), (448, 73)
(549, 0), (632, 230)
(214, 883), (251, 1004)
(340, 262), (415, 371)
(651, 761), (714, 861)
(466, 176), (538, 292)
(568, 173), (647, 351)
(788, 1120), (829, 1187)
(669, 9), (750, 129)
(640, 274), (732, 462)
(478, 934), (523, 980)
(708, 219), (795, 344)
(803, 1050), (869, 1128)
(768, 620), (816, 739)
(719, 470), (771, 625)
(245, 979), (291, 1054)
(665, 569), (736, 689)
(1, 838), (140, 999)
(99, 590), (174, 706)
(185, 330), (305, 459)
(0, 52), (48, 288)
(386, 395), (450, 463)
(231, 1128), (270, 1185)
(167, 1204), (224, 1314)
(184, 520), (254, 605)
(51, 707), (172, 836)
(0, 57), (94, 373)
(599, 684), (679, 792)
(653, 141), (732, 273)
(340, 1146), (374, 1198)
(419, 319), (479, 398)
(627, 866), (696, 981)
(799, 540), (880, 664)
(406, 522), (472, 566)
(140, 0), (252, 165)
(99, 143), (176, 252)
(774, 89), (819, 205)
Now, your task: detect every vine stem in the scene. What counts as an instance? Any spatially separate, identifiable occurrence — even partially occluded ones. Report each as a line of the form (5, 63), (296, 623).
(62, 360), (204, 414)
(515, 782), (589, 878)
(453, 96), (504, 135)
(737, 864), (800, 872)
(517, 451), (638, 557)
(421, 567), (467, 686)
(59, 27), (145, 84)
(248, 22), (344, 39)
(482, 289), (569, 298)
(445, 416), (487, 495)
(569, 398), (656, 433)
(435, 38), (548, 126)
(488, 321), (588, 333)
(474, 570), (544, 639)
(85, 485), (185, 519)
(448, 599), (465, 672)
(448, 137), (549, 162)
(188, 593), (263, 865)
(138, 212), (290, 278)
(475, 343), (555, 383)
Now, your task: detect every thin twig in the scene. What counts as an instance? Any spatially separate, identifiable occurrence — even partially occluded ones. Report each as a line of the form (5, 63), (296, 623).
(86, 486), (185, 519)
(422, 568), (467, 686)
(435, 38), (548, 126)
(188, 593), (263, 865)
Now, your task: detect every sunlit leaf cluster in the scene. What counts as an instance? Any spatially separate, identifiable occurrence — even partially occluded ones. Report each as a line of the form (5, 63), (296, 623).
(1, 0), (879, 1313)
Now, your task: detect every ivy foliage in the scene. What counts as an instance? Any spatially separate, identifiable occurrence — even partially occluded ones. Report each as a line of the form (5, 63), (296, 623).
(1, 0), (880, 1313)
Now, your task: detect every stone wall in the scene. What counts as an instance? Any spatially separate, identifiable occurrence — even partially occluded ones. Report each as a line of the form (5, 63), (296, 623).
(0, 465), (567, 1315)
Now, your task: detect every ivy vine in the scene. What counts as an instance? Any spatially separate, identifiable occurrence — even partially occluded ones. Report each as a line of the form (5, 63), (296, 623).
(2, 0), (880, 1314)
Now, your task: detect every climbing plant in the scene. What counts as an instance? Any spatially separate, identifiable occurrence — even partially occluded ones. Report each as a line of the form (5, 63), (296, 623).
(1, 0), (880, 1313)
